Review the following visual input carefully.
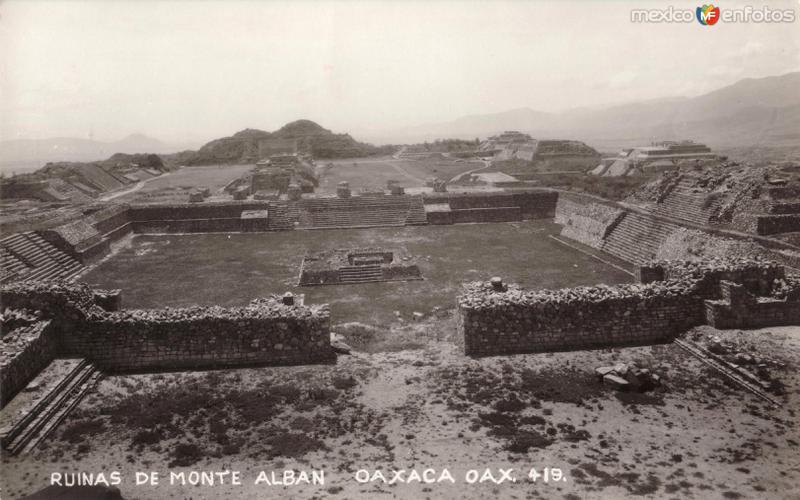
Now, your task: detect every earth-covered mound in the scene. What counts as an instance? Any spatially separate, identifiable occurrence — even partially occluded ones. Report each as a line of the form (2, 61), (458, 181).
(181, 119), (392, 165)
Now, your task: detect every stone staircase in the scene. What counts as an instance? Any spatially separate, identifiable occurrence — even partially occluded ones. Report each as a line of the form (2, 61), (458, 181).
(652, 178), (723, 226)
(405, 196), (428, 225)
(292, 195), (428, 229)
(0, 232), (84, 283)
(600, 212), (681, 264)
(338, 265), (383, 284)
(0, 247), (31, 282)
(266, 202), (295, 230)
(0, 359), (101, 455)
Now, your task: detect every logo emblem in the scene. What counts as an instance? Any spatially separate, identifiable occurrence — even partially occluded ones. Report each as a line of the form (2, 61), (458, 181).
(696, 4), (720, 25)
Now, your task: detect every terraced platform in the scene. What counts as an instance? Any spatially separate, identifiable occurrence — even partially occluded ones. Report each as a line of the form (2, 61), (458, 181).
(338, 264), (384, 284)
(291, 195), (427, 229)
(0, 358), (101, 455)
(651, 177), (723, 226)
(600, 212), (681, 264)
(0, 232), (84, 283)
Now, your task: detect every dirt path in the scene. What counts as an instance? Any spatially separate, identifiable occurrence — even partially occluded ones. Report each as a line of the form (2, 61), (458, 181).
(100, 172), (172, 201)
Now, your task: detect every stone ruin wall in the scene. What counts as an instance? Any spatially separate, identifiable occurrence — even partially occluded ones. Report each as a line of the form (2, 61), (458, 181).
(424, 191), (557, 224)
(554, 194), (624, 248)
(555, 193), (800, 269)
(38, 201), (276, 264)
(0, 320), (58, 407)
(457, 280), (705, 356)
(0, 282), (332, 405)
(65, 303), (333, 372)
(705, 280), (800, 329)
(753, 215), (800, 236)
(458, 260), (800, 357)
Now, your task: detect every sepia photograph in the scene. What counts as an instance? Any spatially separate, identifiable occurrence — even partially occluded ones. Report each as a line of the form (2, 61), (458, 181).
(0, 1), (799, 498)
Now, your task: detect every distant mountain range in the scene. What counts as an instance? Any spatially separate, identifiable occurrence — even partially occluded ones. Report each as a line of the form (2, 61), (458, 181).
(3, 72), (798, 173)
(0, 134), (194, 174)
(373, 72), (800, 150)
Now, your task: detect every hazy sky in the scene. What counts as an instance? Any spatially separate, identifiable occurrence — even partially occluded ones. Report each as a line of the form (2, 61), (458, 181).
(1, 0), (799, 144)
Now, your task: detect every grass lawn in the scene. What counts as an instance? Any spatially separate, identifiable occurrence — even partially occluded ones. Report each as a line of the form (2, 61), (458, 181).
(82, 221), (631, 326)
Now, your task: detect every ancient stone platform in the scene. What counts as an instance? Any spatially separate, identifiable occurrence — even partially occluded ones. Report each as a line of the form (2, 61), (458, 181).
(298, 247), (423, 286)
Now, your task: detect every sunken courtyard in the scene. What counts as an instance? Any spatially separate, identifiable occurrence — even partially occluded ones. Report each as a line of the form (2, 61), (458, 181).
(2, 156), (800, 500)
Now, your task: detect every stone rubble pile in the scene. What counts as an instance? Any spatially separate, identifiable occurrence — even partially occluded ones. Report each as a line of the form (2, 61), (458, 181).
(330, 332), (352, 354)
(700, 333), (785, 388)
(459, 278), (700, 310)
(595, 363), (661, 392)
(1, 308), (41, 333)
(771, 276), (800, 300)
(650, 257), (782, 280)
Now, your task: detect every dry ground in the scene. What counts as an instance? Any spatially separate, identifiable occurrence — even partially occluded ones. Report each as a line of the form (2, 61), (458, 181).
(2, 323), (798, 500)
(113, 165), (254, 204)
(315, 157), (483, 195)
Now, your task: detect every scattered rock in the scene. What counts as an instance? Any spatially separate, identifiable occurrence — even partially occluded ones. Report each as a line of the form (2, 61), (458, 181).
(597, 362), (662, 392)
(602, 374), (629, 391)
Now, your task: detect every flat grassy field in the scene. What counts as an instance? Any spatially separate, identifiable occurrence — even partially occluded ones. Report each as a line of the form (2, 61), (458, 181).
(82, 221), (631, 326)
(316, 157), (483, 195)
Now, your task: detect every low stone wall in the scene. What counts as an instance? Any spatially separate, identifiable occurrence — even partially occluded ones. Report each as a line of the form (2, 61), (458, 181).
(450, 207), (521, 223)
(76, 239), (112, 265)
(36, 201), (281, 264)
(381, 264), (423, 281)
(705, 280), (800, 329)
(86, 204), (131, 235)
(131, 218), (245, 234)
(0, 321), (57, 407)
(555, 194), (624, 248)
(459, 260), (799, 356)
(642, 258), (785, 296)
(0, 281), (97, 323)
(512, 191), (559, 219)
(129, 201), (269, 221)
(64, 301), (332, 371)
(458, 280), (704, 356)
(0, 282), (333, 378)
(422, 190), (555, 224)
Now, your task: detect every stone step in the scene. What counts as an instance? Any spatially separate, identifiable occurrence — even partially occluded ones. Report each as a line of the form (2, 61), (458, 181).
(340, 272), (383, 278)
(339, 277), (384, 284)
(1, 360), (98, 455)
(24, 262), (62, 282)
(20, 371), (102, 454)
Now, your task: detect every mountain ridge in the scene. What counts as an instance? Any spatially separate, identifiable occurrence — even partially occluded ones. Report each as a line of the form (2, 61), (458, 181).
(371, 71), (800, 149)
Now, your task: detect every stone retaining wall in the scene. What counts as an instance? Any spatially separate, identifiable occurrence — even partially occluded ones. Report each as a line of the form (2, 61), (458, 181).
(705, 280), (800, 329)
(129, 201), (269, 221)
(64, 302), (332, 371)
(39, 201), (278, 263)
(0, 282), (333, 380)
(754, 214), (800, 235)
(450, 207), (522, 223)
(641, 258), (785, 296)
(458, 280), (704, 356)
(131, 218), (245, 234)
(0, 321), (57, 407)
(555, 194), (624, 248)
(458, 260), (799, 356)
(422, 190), (556, 224)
